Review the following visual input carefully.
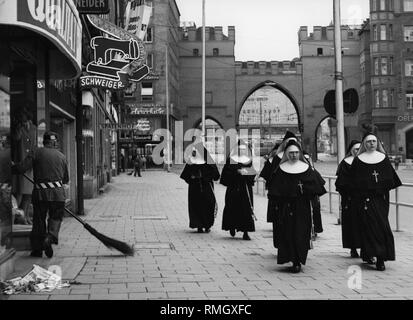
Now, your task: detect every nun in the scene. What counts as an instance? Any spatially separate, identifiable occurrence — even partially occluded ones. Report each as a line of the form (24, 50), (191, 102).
(350, 133), (402, 271)
(180, 142), (220, 233)
(220, 140), (257, 240)
(260, 130), (298, 223)
(267, 140), (326, 273)
(335, 140), (362, 258)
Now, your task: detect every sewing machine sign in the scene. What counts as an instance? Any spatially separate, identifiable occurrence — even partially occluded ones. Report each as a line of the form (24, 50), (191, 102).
(80, 15), (150, 90)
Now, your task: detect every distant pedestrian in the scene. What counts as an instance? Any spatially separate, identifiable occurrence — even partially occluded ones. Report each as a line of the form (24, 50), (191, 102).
(133, 155), (142, 177)
(120, 153), (125, 172)
(221, 140), (257, 240)
(394, 156), (400, 170)
(180, 143), (220, 233)
(335, 140), (363, 259)
(13, 131), (69, 258)
(350, 133), (402, 271)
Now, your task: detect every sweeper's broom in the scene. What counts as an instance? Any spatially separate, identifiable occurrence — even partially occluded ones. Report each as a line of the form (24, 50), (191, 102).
(23, 173), (134, 256)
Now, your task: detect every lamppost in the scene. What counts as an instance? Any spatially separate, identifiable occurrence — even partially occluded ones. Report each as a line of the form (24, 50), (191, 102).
(256, 97), (266, 137)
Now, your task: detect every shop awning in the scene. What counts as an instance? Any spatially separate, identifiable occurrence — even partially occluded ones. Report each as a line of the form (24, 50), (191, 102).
(0, 0), (82, 79)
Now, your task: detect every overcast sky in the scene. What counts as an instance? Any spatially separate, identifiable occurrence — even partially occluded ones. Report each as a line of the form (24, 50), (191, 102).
(174, 0), (370, 61)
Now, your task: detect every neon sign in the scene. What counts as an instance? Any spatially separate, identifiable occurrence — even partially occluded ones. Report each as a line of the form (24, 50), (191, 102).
(80, 14), (150, 90)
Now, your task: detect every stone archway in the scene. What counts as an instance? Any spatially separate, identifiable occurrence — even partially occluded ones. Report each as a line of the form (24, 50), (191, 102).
(237, 83), (300, 150)
(315, 116), (337, 161)
(237, 81), (302, 132)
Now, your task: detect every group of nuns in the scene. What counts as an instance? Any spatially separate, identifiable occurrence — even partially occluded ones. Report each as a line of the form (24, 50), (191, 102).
(180, 130), (401, 273)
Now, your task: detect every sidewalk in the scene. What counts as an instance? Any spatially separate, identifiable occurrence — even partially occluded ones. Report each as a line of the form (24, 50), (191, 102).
(3, 171), (413, 300)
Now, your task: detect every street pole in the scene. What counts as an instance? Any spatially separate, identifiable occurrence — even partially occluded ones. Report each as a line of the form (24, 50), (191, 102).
(165, 45), (170, 172)
(201, 0), (206, 142)
(75, 79), (84, 215)
(334, 0), (346, 224)
(259, 100), (263, 138)
(269, 110), (271, 140)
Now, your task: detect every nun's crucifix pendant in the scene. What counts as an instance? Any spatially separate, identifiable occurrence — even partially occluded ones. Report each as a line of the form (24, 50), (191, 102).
(372, 170), (379, 183)
(298, 181), (303, 194)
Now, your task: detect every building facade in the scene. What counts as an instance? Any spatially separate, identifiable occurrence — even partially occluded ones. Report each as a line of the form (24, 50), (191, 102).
(120, 0), (181, 168)
(359, 0), (413, 159)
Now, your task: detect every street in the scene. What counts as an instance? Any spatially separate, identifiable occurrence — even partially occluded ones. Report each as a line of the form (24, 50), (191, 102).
(3, 167), (413, 300)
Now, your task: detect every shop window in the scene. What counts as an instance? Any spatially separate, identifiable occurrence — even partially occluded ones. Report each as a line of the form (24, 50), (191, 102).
(213, 48), (219, 56)
(141, 82), (153, 101)
(407, 92), (413, 109)
(405, 60), (413, 76)
(404, 0), (413, 11)
(404, 26), (413, 41)
(144, 27), (153, 43)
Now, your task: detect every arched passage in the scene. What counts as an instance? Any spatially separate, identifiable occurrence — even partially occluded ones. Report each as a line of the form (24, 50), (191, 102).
(194, 117), (225, 162)
(237, 82), (300, 154)
(315, 116), (338, 161)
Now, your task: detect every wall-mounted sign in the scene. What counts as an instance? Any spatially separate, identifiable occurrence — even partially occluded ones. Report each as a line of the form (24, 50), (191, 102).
(135, 118), (151, 131)
(75, 0), (109, 14)
(144, 71), (160, 80)
(124, 1), (152, 40)
(0, 0), (82, 79)
(80, 14), (149, 90)
(129, 107), (165, 115)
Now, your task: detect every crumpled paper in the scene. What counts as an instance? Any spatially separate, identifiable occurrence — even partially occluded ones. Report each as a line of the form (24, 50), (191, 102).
(1, 264), (70, 295)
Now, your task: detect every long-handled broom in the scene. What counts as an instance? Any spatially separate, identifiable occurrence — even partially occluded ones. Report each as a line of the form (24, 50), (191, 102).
(22, 173), (135, 256)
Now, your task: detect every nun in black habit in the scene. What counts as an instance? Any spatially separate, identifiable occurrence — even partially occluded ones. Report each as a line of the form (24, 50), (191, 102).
(260, 130), (298, 223)
(220, 140), (257, 240)
(350, 133), (402, 271)
(267, 140), (326, 273)
(335, 140), (362, 258)
(180, 143), (220, 233)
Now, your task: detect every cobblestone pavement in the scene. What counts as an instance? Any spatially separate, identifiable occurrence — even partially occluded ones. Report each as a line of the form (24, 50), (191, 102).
(5, 169), (413, 300)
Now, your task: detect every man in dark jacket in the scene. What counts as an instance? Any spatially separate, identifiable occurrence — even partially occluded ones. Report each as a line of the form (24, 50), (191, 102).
(13, 131), (69, 258)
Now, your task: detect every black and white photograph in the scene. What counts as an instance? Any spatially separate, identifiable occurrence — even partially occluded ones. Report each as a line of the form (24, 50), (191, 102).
(1, 0), (413, 312)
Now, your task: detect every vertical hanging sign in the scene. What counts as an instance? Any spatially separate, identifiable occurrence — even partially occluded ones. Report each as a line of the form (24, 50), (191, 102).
(124, 0), (152, 41)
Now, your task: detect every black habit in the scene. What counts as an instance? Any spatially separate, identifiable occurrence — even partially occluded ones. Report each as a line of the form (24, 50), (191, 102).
(267, 166), (326, 265)
(220, 160), (256, 233)
(259, 155), (282, 223)
(335, 159), (362, 249)
(350, 156), (402, 261)
(180, 163), (220, 230)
